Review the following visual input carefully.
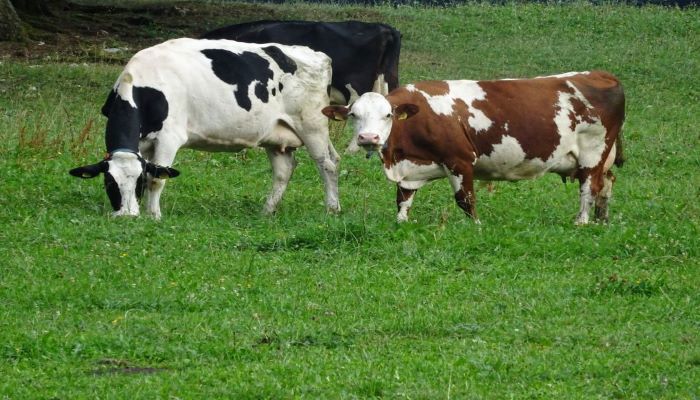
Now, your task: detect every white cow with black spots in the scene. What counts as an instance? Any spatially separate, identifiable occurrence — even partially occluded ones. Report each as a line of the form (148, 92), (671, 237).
(70, 38), (340, 219)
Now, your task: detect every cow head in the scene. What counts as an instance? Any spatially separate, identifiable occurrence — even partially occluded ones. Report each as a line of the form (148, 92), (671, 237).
(322, 92), (418, 153)
(69, 151), (179, 216)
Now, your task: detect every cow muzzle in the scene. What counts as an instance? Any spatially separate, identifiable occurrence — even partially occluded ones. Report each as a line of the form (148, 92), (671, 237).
(357, 133), (381, 147)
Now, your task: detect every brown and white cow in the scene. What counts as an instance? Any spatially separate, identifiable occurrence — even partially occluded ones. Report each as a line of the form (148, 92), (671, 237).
(323, 71), (625, 224)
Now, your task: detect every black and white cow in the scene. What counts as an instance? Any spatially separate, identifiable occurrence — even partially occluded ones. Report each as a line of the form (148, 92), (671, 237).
(70, 38), (340, 219)
(201, 20), (402, 105)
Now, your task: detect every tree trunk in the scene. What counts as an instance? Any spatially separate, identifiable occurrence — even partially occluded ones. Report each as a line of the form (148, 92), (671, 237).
(0, 0), (25, 40)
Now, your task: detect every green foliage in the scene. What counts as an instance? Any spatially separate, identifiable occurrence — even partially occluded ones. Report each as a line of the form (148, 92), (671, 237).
(1, 2), (699, 398)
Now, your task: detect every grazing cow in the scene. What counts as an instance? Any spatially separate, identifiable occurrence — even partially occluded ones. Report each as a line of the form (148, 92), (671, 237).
(70, 38), (340, 219)
(201, 20), (402, 105)
(323, 71), (625, 224)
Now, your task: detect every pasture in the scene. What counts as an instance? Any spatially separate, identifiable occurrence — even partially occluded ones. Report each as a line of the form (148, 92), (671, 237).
(1, 1), (699, 398)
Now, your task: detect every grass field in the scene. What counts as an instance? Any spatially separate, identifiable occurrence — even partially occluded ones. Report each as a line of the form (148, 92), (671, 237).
(1, 2), (699, 398)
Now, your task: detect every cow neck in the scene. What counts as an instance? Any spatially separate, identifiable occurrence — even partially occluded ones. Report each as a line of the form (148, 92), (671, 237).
(380, 133), (395, 167)
(105, 123), (140, 154)
(103, 90), (143, 154)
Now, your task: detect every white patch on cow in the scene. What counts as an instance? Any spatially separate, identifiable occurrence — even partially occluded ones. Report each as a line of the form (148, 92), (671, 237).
(552, 85), (606, 169)
(503, 122), (509, 132)
(408, 80), (493, 132)
(383, 159), (445, 189)
(115, 73), (137, 108)
(108, 152), (143, 216)
(576, 175), (593, 225)
(426, 94), (455, 115)
(447, 80), (492, 133)
(407, 85), (455, 115)
(444, 168), (463, 193)
(603, 142), (616, 172)
(372, 74), (389, 95)
(396, 190), (415, 223)
(475, 135), (547, 180)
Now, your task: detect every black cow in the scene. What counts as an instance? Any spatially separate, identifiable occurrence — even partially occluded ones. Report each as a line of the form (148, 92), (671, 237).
(201, 20), (401, 105)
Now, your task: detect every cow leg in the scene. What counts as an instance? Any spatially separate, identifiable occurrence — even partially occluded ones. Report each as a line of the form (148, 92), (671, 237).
(446, 165), (479, 223)
(594, 170), (616, 223)
(138, 141), (156, 203)
(303, 135), (341, 214)
(144, 138), (182, 220)
(263, 148), (297, 214)
(396, 185), (417, 223)
(575, 170), (605, 225)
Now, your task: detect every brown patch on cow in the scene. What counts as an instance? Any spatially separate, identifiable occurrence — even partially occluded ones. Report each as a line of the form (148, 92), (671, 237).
(572, 71), (626, 168)
(411, 80), (450, 97)
(473, 79), (563, 161)
(383, 86), (477, 170)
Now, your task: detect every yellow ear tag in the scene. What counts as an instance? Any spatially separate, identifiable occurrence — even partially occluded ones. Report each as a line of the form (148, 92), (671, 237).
(82, 173), (92, 178)
(397, 112), (408, 120)
(158, 172), (170, 179)
(333, 112), (345, 121)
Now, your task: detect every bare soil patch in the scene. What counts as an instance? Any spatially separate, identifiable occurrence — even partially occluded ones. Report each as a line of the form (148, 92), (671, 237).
(1, 1), (386, 63)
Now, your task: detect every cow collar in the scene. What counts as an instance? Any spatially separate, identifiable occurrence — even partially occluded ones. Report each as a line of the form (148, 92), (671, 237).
(104, 148), (142, 160)
(103, 149), (148, 176)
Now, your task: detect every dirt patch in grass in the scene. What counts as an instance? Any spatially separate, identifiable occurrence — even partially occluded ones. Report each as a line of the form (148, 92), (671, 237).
(90, 358), (168, 376)
(3, 1), (271, 62)
(1, 1), (387, 63)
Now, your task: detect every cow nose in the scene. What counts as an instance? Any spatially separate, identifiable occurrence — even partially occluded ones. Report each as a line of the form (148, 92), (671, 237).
(357, 133), (380, 145)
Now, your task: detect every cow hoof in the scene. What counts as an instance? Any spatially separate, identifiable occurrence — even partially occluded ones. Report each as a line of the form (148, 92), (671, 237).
(262, 207), (277, 216)
(327, 205), (341, 215)
(112, 210), (139, 218)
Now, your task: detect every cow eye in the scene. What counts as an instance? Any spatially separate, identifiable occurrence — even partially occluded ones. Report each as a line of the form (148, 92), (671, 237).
(386, 113), (392, 119)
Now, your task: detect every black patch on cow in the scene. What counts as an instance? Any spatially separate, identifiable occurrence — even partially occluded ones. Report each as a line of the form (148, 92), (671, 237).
(262, 46), (297, 74)
(201, 20), (402, 105)
(271, 88), (276, 96)
(279, 82), (284, 93)
(255, 81), (269, 103)
(201, 49), (274, 111)
(102, 90), (117, 117)
(102, 87), (169, 153)
(135, 174), (146, 201)
(104, 172), (122, 211)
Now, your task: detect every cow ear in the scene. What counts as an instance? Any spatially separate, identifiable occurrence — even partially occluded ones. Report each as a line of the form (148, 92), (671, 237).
(394, 103), (419, 120)
(322, 105), (350, 121)
(145, 163), (180, 179)
(69, 161), (107, 179)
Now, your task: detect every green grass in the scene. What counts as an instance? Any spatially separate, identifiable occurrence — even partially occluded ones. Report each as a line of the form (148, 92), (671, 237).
(1, 2), (700, 398)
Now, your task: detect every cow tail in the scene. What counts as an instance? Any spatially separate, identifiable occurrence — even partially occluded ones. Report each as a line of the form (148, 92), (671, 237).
(381, 27), (401, 92)
(614, 127), (625, 167)
(613, 78), (625, 168)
